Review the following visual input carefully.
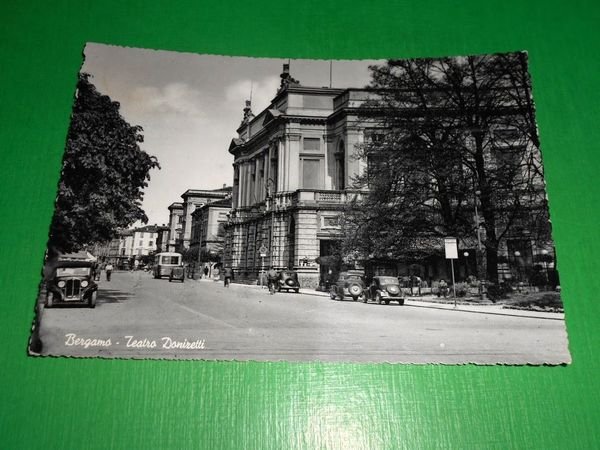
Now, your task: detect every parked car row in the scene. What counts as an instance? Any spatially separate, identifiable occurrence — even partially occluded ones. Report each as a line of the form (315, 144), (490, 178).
(329, 272), (405, 305)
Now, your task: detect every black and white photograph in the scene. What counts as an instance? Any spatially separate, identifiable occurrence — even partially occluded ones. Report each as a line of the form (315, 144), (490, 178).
(29, 43), (570, 364)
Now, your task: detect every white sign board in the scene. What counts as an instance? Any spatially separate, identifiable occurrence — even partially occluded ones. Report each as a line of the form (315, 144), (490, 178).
(444, 237), (458, 259)
(258, 245), (268, 257)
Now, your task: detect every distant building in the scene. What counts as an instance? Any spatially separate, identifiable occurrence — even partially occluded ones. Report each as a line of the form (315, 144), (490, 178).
(167, 202), (184, 252)
(179, 186), (232, 250)
(190, 198), (232, 276)
(155, 224), (170, 253)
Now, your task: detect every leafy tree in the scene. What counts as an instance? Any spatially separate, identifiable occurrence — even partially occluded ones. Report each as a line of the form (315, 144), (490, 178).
(47, 74), (160, 256)
(344, 53), (551, 282)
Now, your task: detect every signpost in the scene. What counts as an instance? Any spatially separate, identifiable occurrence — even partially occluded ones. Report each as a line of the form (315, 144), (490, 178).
(444, 237), (458, 306)
(259, 245), (268, 289)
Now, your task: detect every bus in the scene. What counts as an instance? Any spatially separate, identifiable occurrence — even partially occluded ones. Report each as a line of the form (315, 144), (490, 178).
(153, 252), (184, 281)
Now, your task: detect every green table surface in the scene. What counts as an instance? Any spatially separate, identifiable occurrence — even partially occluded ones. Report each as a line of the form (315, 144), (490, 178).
(0, 1), (598, 448)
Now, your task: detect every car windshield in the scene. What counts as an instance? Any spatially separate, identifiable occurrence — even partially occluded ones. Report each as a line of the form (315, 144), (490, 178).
(56, 267), (90, 276)
(378, 277), (398, 284)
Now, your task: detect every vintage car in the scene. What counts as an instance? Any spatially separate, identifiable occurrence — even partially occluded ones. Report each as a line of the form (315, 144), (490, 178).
(277, 270), (300, 293)
(169, 265), (185, 283)
(45, 260), (98, 308)
(366, 276), (405, 305)
(330, 271), (366, 301)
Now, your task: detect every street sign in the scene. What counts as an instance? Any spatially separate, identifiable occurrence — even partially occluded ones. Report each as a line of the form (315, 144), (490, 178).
(444, 237), (458, 306)
(444, 237), (458, 259)
(258, 245), (268, 257)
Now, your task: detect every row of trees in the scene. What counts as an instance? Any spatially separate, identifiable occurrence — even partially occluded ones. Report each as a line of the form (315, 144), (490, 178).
(47, 74), (159, 257)
(341, 52), (553, 282)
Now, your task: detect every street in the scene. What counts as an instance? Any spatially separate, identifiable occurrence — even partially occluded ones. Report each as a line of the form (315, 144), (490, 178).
(38, 271), (570, 364)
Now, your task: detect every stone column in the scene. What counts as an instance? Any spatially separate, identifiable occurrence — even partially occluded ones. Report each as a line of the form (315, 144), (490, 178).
(294, 209), (320, 289)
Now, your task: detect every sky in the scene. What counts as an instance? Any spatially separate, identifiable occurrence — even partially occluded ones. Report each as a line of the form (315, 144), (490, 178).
(81, 43), (384, 226)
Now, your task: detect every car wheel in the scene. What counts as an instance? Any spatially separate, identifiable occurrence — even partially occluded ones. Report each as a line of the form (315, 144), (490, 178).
(169, 276), (172, 282)
(46, 292), (54, 308)
(89, 291), (97, 308)
(376, 292), (383, 305)
(348, 283), (362, 299)
(398, 299), (405, 306)
(294, 288), (299, 293)
(352, 296), (358, 302)
(385, 300), (390, 305)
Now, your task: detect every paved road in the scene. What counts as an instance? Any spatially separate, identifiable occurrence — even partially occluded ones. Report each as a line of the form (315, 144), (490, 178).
(37, 271), (571, 364)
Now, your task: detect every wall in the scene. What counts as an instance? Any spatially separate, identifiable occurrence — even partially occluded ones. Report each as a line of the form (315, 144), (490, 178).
(0, 1), (598, 449)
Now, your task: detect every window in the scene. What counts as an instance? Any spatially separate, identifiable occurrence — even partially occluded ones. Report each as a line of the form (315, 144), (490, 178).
(335, 140), (345, 190)
(139, 240), (143, 246)
(303, 138), (321, 152)
(301, 157), (323, 189)
(140, 232), (145, 238)
(148, 241), (153, 247)
(322, 216), (340, 228)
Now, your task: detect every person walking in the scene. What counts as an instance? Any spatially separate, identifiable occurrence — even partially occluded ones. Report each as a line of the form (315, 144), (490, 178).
(438, 279), (448, 298)
(223, 266), (234, 287)
(105, 263), (114, 282)
(267, 266), (279, 294)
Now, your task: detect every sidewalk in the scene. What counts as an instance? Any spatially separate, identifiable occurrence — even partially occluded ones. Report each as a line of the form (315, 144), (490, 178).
(204, 280), (565, 321)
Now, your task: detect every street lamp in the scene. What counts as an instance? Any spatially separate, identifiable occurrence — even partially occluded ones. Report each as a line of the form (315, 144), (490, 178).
(265, 177), (277, 268)
(514, 250), (522, 284)
(463, 251), (470, 278)
(541, 249), (550, 284)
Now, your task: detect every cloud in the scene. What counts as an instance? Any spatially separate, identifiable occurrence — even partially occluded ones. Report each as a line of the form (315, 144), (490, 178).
(224, 76), (279, 114)
(126, 82), (205, 118)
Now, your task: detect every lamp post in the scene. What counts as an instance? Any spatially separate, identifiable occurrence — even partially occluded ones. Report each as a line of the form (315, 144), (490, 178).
(266, 178), (276, 269)
(514, 250), (522, 285)
(540, 249), (550, 285)
(463, 251), (470, 278)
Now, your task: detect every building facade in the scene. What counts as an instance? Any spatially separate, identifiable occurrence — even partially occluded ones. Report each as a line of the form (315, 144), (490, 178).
(155, 225), (170, 253)
(224, 65), (368, 288)
(224, 63), (554, 288)
(179, 186), (232, 251)
(167, 202), (184, 252)
(190, 198), (232, 277)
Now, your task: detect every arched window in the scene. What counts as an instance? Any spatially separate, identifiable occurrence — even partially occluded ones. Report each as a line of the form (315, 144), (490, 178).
(335, 140), (345, 190)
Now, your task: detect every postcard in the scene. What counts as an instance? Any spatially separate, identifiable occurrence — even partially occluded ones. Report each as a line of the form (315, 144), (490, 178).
(29, 43), (570, 364)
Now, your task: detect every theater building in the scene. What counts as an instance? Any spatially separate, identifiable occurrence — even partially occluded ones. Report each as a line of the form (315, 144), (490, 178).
(223, 65), (370, 288)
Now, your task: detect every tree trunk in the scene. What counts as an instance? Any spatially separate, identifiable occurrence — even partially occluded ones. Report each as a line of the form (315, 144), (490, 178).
(473, 131), (499, 283)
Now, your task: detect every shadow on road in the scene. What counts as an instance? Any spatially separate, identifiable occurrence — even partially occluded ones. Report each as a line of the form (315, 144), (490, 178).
(98, 288), (134, 304)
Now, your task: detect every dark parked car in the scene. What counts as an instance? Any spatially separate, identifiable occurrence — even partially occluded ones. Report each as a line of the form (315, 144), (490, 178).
(330, 271), (366, 301)
(46, 260), (98, 308)
(366, 276), (405, 305)
(169, 265), (185, 283)
(277, 270), (300, 293)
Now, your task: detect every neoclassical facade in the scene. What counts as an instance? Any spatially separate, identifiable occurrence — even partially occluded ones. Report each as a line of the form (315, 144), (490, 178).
(223, 64), (554, 288)
(224, 65), (372, 288)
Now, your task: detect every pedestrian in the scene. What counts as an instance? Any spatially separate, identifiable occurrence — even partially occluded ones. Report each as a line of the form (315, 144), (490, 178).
(267, 266), (279, 294)
(203, 266), (209, 277)
(438, 279), (448, 298)
(105, 263), (114, 282)
(223, 266), (233, 287)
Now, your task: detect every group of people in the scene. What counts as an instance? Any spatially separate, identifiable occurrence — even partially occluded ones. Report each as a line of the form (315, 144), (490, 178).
(93, 262), (114, 282)
(219, 266), (284, 294)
